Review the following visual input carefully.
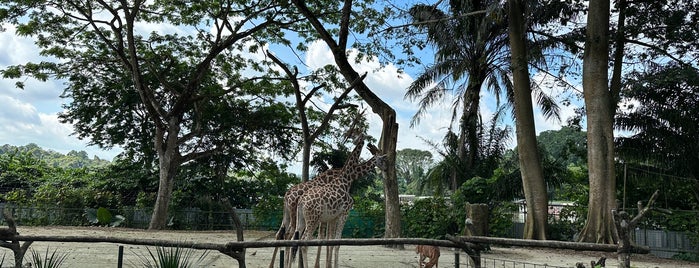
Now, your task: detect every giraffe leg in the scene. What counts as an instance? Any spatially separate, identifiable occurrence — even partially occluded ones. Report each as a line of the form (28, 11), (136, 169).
(294, 205), (320, 268)
(314, 222), (326, 268)
(282, 199), (303, 267)
(329, 212), (349, 268)
(300, 220), (320, 268)
(270, 201), (293, 268)
(324, 220), (337, 268)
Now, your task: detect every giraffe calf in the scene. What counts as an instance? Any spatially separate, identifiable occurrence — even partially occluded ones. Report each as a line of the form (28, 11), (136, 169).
(415, 245), (440, 268)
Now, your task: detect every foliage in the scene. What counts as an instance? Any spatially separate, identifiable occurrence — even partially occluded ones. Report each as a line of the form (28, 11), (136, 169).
(396, 148), (434, 194)
(419, 106), (512, 195)
(350, 194), (385, 238)
(672, 252), (699, 263)
(616, 63), (699, 206)
(85, 207), (126, 227)
(487, 202), (518, 238)
(615, 0), (699, 67)
(28, 247), (70, 268)
(537, 127), (587, 167)
(132, 246), (210, 268)
(401, 197), (460, 239)
(0, 144), (110, 168)
(252, 195), (283, 231)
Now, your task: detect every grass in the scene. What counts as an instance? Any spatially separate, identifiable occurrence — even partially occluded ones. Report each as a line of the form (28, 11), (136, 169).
(132, 246), (212, 268)
(28, 247), (70, 268)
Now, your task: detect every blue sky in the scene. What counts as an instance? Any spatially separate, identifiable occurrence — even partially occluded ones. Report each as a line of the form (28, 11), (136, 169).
(0, 11), (581, 169)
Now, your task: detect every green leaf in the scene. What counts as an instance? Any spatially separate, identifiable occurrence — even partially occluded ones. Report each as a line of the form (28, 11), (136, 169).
(96, 207), (112, 225)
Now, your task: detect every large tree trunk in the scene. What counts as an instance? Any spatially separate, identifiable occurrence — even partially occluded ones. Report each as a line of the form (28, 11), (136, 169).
(378, 111), (401, 244)
(507, 0), (548, 240)
(290, 0), (402, 244)
(149, 124), (182, 230)
(578, 0), (618, 244)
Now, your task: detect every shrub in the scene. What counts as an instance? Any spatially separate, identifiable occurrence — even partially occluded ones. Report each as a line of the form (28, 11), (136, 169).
(132, 246), (211, 268)
(28, 247), (70, 268)
(402, 197), (459, 239)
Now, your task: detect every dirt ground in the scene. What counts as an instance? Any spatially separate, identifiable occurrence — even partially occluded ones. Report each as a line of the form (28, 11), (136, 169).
(6, 226), (697, 267)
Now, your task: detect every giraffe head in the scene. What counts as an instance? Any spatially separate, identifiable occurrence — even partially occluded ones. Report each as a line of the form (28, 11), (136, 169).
(366, 143), (388, 171)
(373, 154), (388, 171)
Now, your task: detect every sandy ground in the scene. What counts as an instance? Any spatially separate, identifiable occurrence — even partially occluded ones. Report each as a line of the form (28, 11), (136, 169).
(4, 226), (696, 267)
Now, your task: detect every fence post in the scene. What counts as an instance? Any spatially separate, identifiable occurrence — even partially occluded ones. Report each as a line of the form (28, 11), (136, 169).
(280, 249), (285, 268)
(117, 245), (124, 268)
(454, 248), (460, 268)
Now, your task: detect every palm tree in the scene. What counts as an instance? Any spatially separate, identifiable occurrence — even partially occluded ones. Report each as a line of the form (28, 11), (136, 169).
(418, 105), (512, 195)
(406, 0), (511, 191)
(406, 0), (559, 192)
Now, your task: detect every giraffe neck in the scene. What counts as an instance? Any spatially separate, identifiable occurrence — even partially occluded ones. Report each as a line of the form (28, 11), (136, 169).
(343, 138), (365, 170)
(335, 155), (380, 192)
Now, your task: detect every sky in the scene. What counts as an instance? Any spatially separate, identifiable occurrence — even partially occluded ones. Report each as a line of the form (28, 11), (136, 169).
(0, 11), (581, 171)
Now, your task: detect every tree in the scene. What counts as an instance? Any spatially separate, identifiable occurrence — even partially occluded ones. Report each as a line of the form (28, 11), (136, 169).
(537, 127), (587, 167)
(616, 64), (699, 204)
(404, 0), (561, 193)
(421, 105), (511, 196)
(1, 1), (298, 229)
(289, 0), (403, 243)
(267, 52), (367, 181)
(507, 0), (547, 240)
(395, 148), (433, 194)
(576, 0), (699, 244)
(577, 0), (618, 244)
(405, 0), (511, 191)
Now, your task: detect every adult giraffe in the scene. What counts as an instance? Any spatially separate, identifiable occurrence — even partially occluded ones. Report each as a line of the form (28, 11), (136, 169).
(291, 143), (386, 268)
(269, 135), (367, 268)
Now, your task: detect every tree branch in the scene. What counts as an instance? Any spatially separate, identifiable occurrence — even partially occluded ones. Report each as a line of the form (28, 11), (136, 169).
(624, 38), (696, 70)
(338, 0), (352, 49)
(381, 10), (486, 33)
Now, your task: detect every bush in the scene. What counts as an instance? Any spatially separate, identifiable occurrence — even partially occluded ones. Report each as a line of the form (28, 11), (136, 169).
(252, 195), (283, 230)
(488, 202), (517, 238)
(348, 195), (385, 238)
(402, 197), (460, 239)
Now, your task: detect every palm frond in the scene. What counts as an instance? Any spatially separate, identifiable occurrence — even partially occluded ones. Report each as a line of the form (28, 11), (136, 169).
(533, 85), (561, 121)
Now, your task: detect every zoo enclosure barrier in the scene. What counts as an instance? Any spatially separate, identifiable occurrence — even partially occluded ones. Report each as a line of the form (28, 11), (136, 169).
(515, 203), (699, 258)
(2, 203), (697, 259)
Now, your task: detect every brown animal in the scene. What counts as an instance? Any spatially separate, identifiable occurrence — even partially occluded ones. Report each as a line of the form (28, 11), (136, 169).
(415, 245), (440, 268)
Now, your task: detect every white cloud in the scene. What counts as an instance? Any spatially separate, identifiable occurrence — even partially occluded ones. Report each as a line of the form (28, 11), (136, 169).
(0, 95), (120, 160)
(0, 24), (40, 66)
(0, 24), (120, 160)
(0, 95), (41, 125)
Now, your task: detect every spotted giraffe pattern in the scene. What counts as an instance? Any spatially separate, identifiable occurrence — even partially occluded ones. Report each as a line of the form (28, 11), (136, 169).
(269, 137), (366, 268)
(292, 145), (386, 268)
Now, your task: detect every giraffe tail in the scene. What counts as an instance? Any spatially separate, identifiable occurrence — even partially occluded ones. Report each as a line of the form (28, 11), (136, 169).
(275, 225), (286, 240)
(290, 230), (300, 260)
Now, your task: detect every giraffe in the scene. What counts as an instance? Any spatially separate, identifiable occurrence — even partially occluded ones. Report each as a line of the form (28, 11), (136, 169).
(269, 136), (367, 268)
(291, 143), (386, 268)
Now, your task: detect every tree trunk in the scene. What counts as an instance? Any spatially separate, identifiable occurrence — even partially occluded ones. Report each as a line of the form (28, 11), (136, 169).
(378, 111), (402, 245)
(454, 80), (482, 191)
(507, 0), (548, 240)
(301, 139), (312, 181)
(149, 124), (181, 230)
(578, 0), (618, 244)
(463, 203), (489, 237)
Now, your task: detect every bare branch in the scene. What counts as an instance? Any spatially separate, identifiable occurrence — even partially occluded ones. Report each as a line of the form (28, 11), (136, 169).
(381, 10), (486, 33)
